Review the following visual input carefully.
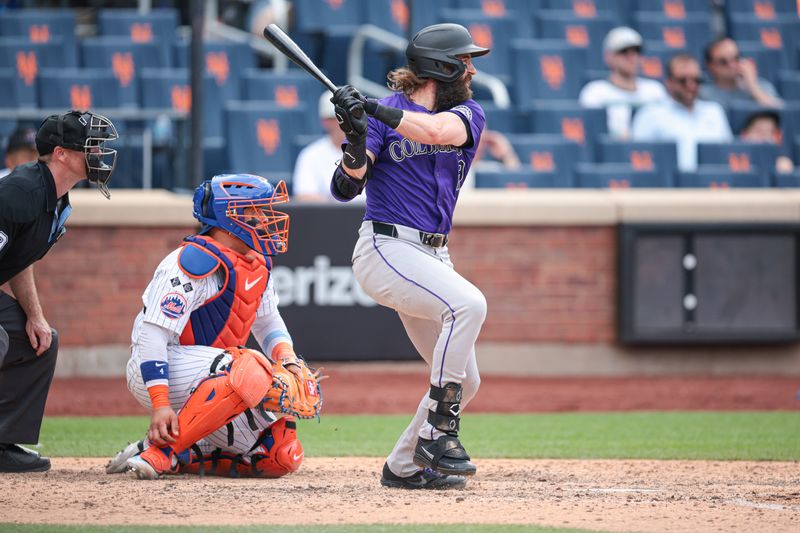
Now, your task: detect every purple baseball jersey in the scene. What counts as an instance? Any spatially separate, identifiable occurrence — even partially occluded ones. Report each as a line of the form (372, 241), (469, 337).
(361, 93), (485, 235)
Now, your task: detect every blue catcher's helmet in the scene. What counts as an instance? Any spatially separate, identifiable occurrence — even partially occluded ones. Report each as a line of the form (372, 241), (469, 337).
(192, 174), (290, 256)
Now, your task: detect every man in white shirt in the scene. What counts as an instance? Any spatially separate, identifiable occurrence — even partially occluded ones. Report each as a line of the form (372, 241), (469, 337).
(292, 92), (364, 203)
(632, 54), (733, 172)
(579, 27), (667, 139)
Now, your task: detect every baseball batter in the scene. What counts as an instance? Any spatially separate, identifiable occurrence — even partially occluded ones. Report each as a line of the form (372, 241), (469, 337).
(329, 23), (489, 490)
(106, 174), (318, 479)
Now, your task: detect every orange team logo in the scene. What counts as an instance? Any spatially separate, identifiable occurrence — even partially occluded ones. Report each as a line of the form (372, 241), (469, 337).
(391, 0), (409, 30)
(640, 57), (663, 78)
(566, 26), (589, 47)
(663, 0), (686, 19)
(469, 24), (493, 50)
(561, 118), (585, 144)
(28, 25), (50, 43)
(530, 152), (555, 172)
(728, 153), (751, 172)
(326, 0), (344, 9)
(481, 0), (506, 17)
(754, 1), (776, 19)
(760, 28), (782, 48)
(70, 85), (92, 109)
(572, 0), (597, 18)
(630, 151), (654, 171)
(257, 119), (281, 155)
(112, 52), (135, 87)
(274, 86), (299, 108)
(608, 179), (631, 189)
(130, 23), (153, 43)
(206, 52), (229, 86)
(16, 51), (37, 86)
(710, 181), (731, 189)
(540, 56), (565, 90)
(171, 86), (192, 113)
(662, 27), (686, 48)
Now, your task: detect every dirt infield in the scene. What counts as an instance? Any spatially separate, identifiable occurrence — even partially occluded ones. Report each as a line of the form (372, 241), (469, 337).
(1, 457), (798, 532)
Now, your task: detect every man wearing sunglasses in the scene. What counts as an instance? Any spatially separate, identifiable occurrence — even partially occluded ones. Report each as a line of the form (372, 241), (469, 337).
(0, 110), (118, 473)
(632, 54), (732, 172)
(579, 27), (667, 139)
(701, 37), (782, 109)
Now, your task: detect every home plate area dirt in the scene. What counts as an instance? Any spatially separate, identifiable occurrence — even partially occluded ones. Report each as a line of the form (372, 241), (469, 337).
(0, 457), (798, 532)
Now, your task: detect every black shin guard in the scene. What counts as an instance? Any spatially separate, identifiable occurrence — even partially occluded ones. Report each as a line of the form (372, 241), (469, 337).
(427, 383), (463, 436)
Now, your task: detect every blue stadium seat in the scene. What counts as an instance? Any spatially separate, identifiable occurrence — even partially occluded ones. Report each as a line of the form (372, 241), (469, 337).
(81, 37), (172, 107)
(225, 102), (310, 175)
(596, 139), (678, 186)
(727, 15), (800, 69)
(173, 39), (255, 102)
(697, 141), (780, 185)
(481, 103), (517, 133)
(475, 169), (563, 188)
(508, 134), (586, 186)
(724, 102), (791, 136)
(38, 69), (123, 109)
(97, 8), (179, 43)
(0, 9), (77, 66)
(365, 0), (412, 36)
(633, 0), (708, 18)
(638, 43), (677, 80)
(576, 163), (666, 187)
(319, 25), (361, 89)
(292, 0), (365, 33)
(0, 38), (76, 88)
(633, 13), (711, 58)
(677, 167), (767, 188)
(542, 0), (625, 20)
(781, 70), (800, 101)
(736, 42), (784, 87)
(724, 0), (797, 19)
(512, 42), (587, 103)
(0, 68), (37, 109)
(242, 70), (322, 134)
(526, 102), (607, 158)
(534, 11), (618, 65)
(773, 171), (800, 187)
(454, 0), (536, 37)
(441, 9), (515, 78)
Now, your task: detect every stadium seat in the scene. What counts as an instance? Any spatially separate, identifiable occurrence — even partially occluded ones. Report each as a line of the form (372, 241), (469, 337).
(481, 103), (517, 133)
(677, 167), (767, 188)
(526, 102), (607, 159)
(242, 70), (322, 134)
(225, 102), (310, 175)
(724, 102), (791, 137)
(697, 141), (780, 185)
(365, 0), (412, 36)
(633, 13), (711, 58)
(81, 37), (172, 107)
(441, 9), (515, 78)
(508, 134), (586, 186)
(173, 39), (256, 102)
(0, 39), (77, 87)
(0, 68), (37, 109)
(97, 8), (179, 44)
(454, 0), (536, 37)
(292, 0), (364, 33)
(773, 171), (800, 187)
(534, 12), (618, 65)
(542, 0), (625, 20)
(475, 169), (563, 188)
(724, 0), (797, 19)
(0, 9), (77, 66)
(319, 25), (361, 90)
(727, 15), (800, 69)
(637, 43), (678, 80)
(576, 163), (666, 187)
(781, 70), (800, 101)
(512, 42), (587, 103)
(633, 0), (709, 18)
(736, 42), (784, 87)
(596, 139), (678, 186)
(37, 69), (123, 109)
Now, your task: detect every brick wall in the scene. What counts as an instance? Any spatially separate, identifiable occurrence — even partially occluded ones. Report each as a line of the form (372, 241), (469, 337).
(29, 225), (617, 347)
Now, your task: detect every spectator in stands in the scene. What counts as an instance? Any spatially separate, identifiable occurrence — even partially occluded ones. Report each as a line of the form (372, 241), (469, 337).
(463, 129), (521, 190)
(739, 110), (794, 174)
(700, 37), (782, 108)
(0, 127), (38, 179)
(292, 92), (364, 203)
(632, 54), (732, 172)
(579, 27), (667, 139)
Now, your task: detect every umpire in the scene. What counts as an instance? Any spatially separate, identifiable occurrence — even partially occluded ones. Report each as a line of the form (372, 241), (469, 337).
(0, 110), (118, 473)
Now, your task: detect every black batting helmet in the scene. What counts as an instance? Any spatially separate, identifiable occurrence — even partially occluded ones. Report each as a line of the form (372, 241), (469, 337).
(406, 23), (490, 83)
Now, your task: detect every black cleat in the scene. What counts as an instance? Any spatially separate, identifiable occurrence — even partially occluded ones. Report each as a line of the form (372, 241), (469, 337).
(0, 444), (51, 473)
(413, 435), (476, 476)
(380, 462), (466, 490)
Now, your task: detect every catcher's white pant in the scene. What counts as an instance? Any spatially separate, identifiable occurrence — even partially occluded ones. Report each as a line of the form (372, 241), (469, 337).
(352, 221), (486, 477)
(126, 345), (277, 456)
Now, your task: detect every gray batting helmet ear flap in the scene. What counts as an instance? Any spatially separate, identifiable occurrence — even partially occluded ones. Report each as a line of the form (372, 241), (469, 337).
(406, 23), (489, 83)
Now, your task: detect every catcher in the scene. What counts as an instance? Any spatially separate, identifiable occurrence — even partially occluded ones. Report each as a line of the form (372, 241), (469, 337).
(106, 174), (322, 479)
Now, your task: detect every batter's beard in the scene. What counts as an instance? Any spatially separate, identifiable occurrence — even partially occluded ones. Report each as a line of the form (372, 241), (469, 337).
(435, 76), (473, 112)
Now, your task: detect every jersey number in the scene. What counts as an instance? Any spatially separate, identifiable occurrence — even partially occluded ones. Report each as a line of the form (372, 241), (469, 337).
(455, 160), (466, 191)
(0, 231), (7, 252)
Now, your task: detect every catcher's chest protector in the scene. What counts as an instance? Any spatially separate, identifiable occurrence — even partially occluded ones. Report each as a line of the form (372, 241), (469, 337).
(178, 235), (270, 348)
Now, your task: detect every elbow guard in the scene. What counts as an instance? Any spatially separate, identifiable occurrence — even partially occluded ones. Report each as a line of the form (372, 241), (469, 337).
(331, 159), (372, 202)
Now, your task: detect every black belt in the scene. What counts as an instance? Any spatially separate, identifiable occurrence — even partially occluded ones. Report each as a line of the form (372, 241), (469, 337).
(372, 221), (448, 248)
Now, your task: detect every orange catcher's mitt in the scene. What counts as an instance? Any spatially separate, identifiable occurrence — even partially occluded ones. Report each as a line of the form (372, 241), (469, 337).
(259, 356), (323, 419)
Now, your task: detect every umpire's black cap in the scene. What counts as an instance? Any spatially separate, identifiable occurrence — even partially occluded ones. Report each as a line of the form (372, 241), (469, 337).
(35, 110), (91, 156)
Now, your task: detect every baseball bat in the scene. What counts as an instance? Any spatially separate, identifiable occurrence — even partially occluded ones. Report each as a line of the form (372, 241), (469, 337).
(262, 24), (363, 117)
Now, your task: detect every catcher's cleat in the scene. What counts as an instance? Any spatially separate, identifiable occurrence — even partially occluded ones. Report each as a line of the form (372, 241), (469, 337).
(106, 439), (147, 474)
(413, 435), (477, 476)
(126, 446), (178, 480)
(380, 462), (466, 490)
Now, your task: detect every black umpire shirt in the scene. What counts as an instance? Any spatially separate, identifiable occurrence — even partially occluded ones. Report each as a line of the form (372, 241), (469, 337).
(0, 161), (70, 285)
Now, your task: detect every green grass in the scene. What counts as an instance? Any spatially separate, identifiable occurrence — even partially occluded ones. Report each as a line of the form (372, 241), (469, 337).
(0, 526), (601, 533)
(36, 412), (800, 461)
